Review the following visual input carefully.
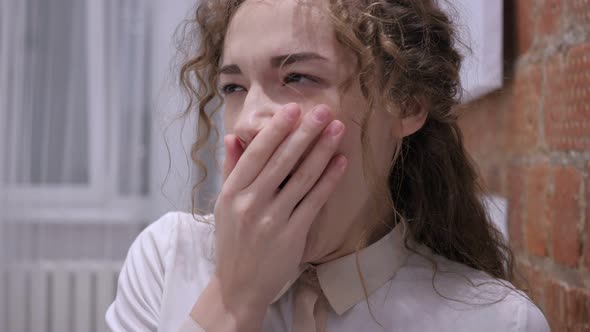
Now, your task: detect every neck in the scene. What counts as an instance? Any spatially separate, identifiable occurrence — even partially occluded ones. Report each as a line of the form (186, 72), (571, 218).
(310, 205), (394, 265)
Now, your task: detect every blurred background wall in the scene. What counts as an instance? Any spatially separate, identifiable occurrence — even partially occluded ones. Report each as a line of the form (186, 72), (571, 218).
(0, 0), (588, 331)
(0, 0), (217, 331)
(458, 0), (590, 330)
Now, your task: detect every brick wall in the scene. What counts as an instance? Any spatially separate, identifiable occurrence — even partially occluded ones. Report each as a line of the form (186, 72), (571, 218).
(458, 0), (590, 330)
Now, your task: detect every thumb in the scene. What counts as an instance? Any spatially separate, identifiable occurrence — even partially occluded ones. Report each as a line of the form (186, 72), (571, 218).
(222, 134), (244, 183)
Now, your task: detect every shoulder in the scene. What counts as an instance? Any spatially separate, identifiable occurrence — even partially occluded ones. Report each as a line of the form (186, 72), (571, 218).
(392, 248), (549, 331)
(139, 211), (215, 259)
(142, 211), (215, 243)
(105, 211), (216, 331)
(136, 211), (218, 283)
(125, 211), (216, 267)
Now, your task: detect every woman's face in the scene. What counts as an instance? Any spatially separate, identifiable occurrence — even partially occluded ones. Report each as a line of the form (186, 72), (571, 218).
(220, 0), (399, 263)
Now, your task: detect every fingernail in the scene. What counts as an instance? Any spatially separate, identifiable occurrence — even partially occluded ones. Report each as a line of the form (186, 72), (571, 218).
(312, 106), (329, 123)
(326, 121), (344, 137)
(283, 103), (300, 120)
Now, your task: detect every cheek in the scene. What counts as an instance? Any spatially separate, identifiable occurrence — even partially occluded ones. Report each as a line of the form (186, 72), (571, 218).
(296, 89), (342, 117)
(325, 126), (371, 214)
(222, 109), (239, 134)
(338, 117), (365, 175)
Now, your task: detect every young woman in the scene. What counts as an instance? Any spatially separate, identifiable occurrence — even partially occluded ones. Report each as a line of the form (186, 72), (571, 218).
(106, 0), (550, 331)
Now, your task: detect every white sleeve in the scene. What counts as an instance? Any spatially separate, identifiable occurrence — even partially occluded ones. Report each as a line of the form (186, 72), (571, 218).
(105, 212), (179, 332)
(524, 301), (550, 332)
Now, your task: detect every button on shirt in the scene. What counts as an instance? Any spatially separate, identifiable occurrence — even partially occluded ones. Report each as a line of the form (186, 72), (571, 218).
(106, 212), (549, 332)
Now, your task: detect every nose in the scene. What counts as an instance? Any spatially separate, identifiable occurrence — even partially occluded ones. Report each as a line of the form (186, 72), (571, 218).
(233, 85), (283, 147)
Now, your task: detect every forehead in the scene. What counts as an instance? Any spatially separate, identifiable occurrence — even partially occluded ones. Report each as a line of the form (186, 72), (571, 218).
(222, 0), (340, 65)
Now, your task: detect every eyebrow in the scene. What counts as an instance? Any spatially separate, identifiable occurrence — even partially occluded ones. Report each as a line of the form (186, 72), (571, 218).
(270, 52), (328, 68)
(219, 52), (328, 75)
(219, 64), (242, 75)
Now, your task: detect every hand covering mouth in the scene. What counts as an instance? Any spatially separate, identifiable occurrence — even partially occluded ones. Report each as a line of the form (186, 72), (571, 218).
(276, 137), (320, 191)
(278, 173), (293, 190)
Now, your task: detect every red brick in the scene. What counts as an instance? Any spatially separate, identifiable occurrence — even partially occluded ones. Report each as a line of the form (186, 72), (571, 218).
(516, 0), (537, 55)
(569, 0), (590, 28)
(484, 164), (503, 195)
(510, 64), (542, 154)
(459, 90), (508, 159)
(585, 163), (590, 271)
(545, 44), (590, 151)
(528, 272), (546, 312)
(458, 90), (512, 196)
(550, 166), (582, 267)
(525, 164), (550, 257)
(507, 165), (526, 250)
(544, 54), (565, 148)
(544, 278), (568, 331)
(566, 288), (590, 330)
(518, 262), (546, 309)
(538, 0), (563, 37)
(586, 213), (590, 270)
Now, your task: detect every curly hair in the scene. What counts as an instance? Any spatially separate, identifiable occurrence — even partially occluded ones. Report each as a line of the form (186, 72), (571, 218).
(176, 0), (515, 286)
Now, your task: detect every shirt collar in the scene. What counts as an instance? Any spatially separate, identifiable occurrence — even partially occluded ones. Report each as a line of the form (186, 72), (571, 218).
(271, 224), (409, 315)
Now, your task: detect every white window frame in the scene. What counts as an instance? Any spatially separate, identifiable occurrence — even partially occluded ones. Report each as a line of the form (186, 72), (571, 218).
(1, 0), (155, 223)
(450, 0), (504, 102)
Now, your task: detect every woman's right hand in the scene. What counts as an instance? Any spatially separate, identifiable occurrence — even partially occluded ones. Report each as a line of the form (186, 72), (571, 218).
(190, 103), (347, 331)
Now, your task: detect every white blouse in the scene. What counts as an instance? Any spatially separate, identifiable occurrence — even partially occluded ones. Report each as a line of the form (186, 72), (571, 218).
(106, 212), (549, 332)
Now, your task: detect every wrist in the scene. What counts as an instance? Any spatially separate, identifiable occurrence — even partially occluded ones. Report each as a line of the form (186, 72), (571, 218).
(190, 277), (267, 332)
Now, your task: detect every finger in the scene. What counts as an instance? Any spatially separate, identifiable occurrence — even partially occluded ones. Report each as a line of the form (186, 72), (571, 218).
(274, 120), (345, 211)
(225, 103), (301, 190)
(287, 154), (348, 236)
(222, 134), (244, 183)
(251, 104), (333, 192)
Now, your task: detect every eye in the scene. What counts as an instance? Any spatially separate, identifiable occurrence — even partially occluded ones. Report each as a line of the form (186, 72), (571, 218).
(282, 73), (318, 85)
(220, 83), (246, 95)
